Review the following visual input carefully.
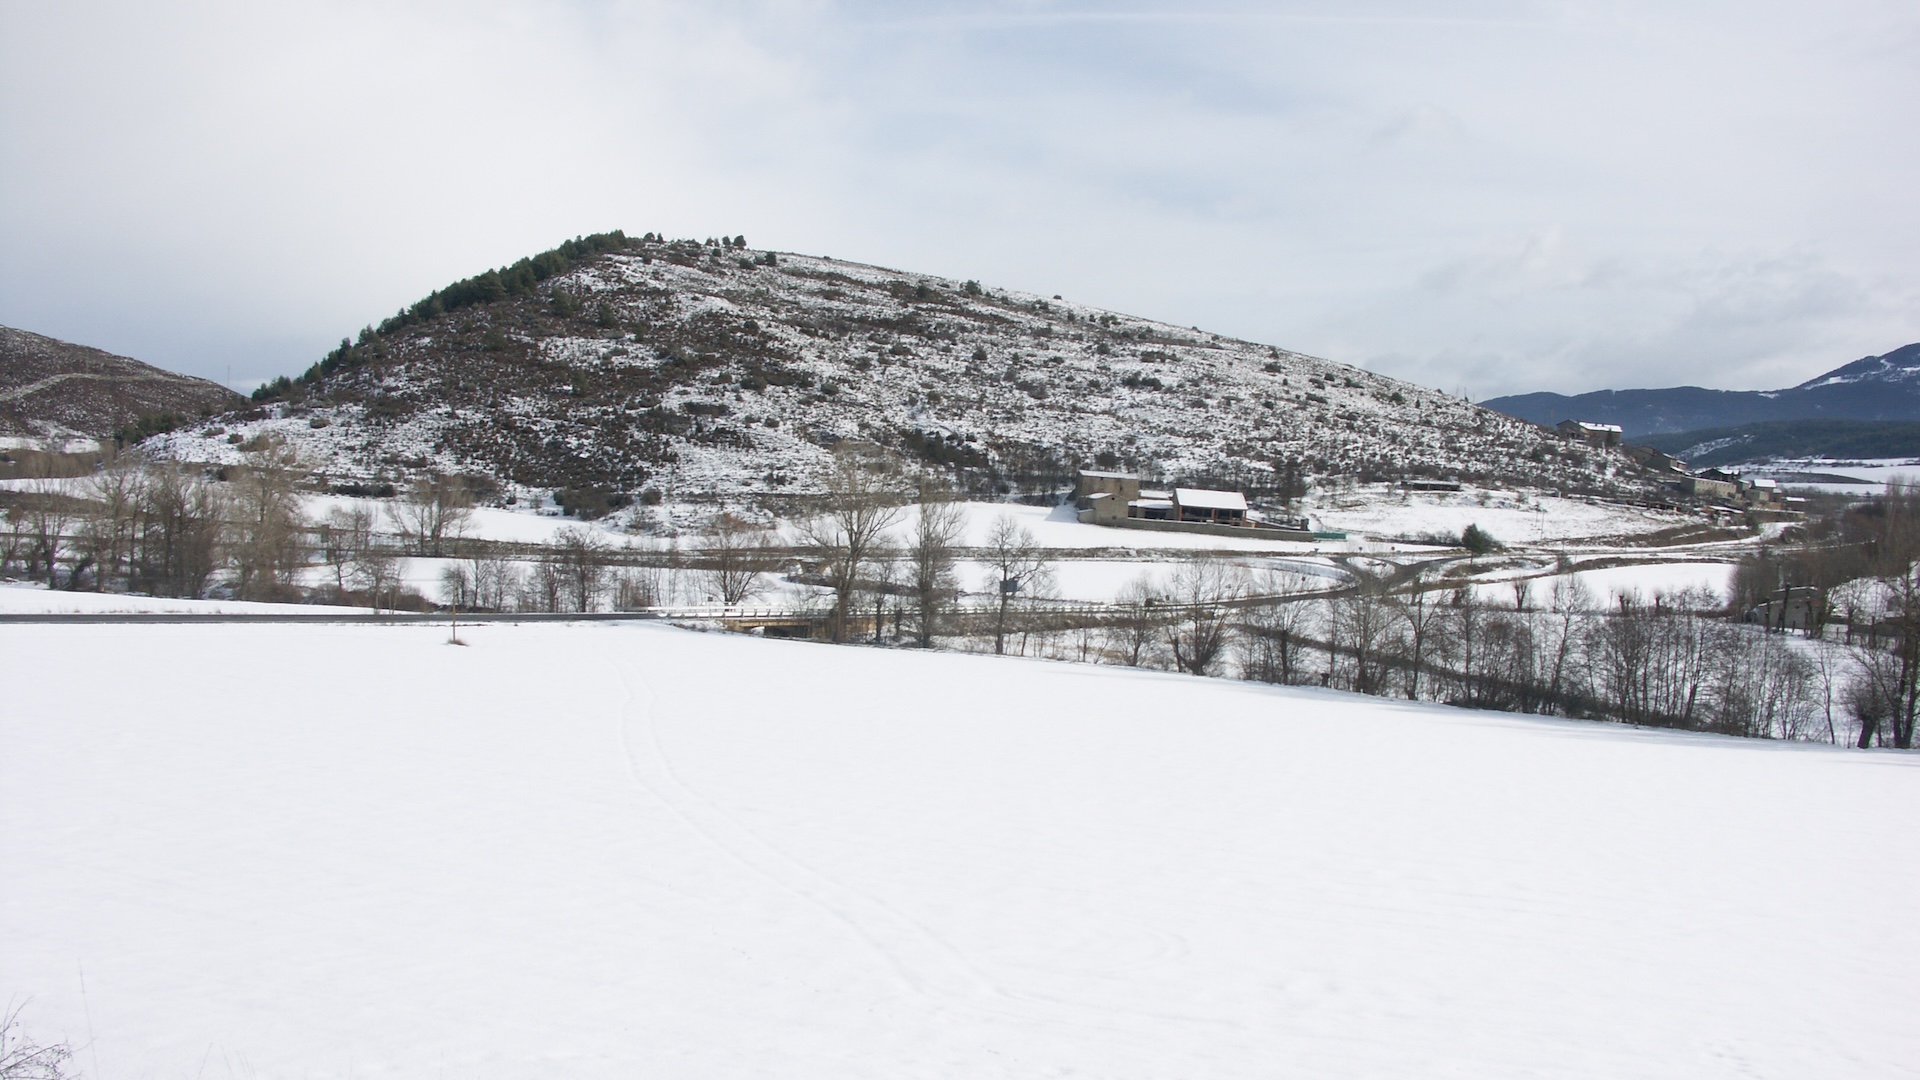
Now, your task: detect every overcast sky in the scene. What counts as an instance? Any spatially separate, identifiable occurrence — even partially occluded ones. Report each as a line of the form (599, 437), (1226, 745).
(3, 0), (1916, 398)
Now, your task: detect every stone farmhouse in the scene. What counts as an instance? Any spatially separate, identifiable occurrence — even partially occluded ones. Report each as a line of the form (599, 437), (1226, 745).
(1558, 419), (1624, 448)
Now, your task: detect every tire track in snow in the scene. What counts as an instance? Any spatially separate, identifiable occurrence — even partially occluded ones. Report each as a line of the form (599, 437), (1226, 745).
(603, 634), (1237, 1040)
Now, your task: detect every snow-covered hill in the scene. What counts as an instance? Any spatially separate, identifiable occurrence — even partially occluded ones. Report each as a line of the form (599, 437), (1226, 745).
(2, 621), (1913, 1077)
(151, 234), (1633, 503)
(0, 324), (242, 440)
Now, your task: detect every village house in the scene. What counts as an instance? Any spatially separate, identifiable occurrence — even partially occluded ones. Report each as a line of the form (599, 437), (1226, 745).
(1675, 468), (1805, 523)
(1558, 419), (1623, 448)
(1745, 585), (1822, 632)
(1682, 469), (1741, 502)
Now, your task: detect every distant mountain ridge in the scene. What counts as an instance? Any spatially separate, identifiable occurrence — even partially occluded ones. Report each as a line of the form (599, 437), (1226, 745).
(1482, 342), (1920, 438)
(1638, 419), (1920, 469)
(0, 326), (243, 440)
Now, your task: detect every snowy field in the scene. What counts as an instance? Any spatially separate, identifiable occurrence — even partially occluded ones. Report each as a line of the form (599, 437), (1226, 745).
(303, 493), (626, 547)
(1306, 488), (1691, 546)
(1569, 562), (1737, 603)
(1467, 562), (1738, 609)
(3, 622), (1915, 1079)
(879, 501), (1345, 553)
(955, 554), (1344, 604)
(1742, 457), (1920, 494)
(0, 580), (358, 615)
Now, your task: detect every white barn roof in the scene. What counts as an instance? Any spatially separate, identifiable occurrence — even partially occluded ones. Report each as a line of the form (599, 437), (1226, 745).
(1175, 488), (1248, 512)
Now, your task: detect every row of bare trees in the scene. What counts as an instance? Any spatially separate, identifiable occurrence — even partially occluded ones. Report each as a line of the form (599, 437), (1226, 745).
(1, 446), (482, 604)
(1026, 559), (1836, 742)
(2, 455), (273, 598)
(1717, 479), (1920, 747)
(438, 526), (621, 613)
(4, 438), (1002, 629)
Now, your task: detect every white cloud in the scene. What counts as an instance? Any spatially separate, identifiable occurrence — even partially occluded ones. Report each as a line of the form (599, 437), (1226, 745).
(2, 0), (1916, 396)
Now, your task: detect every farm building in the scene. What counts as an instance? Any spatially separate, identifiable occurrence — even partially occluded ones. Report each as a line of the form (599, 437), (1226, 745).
(1173, 487), (1247, 524)
(1558, 420), (1624, 448)
(1072, 471), (1304, 538)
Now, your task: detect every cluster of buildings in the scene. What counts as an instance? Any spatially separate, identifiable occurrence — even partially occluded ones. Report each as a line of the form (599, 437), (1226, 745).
(1069, 413), (1809, 545)
(1073, 471), (1313, 540)
(1559, 419), (1805, 522)
(1677, 469), (1804, 521)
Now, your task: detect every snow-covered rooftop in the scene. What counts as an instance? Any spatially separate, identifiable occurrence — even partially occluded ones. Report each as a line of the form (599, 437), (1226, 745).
(1175, 487), (1249, 512)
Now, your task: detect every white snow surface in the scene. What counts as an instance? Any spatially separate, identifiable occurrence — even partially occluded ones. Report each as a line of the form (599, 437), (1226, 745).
(4, 622), (1915, 1078)
(882, 501), (1336, 552)
(1306, 486), (1691, 544)
(0, 580), (358, 614)
(1740, 457), (1920, 493)
(1467, 562), (1738, 608)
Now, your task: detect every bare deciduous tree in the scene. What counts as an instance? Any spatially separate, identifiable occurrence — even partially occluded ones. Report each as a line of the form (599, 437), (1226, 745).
(229, 439), (309, 601)
(18, 477), (72, 588)
(1331, 581), (1392, 694)
(1163, 555), (1245, 676)
(795, 444), (905, 643)
(0, 506), (23, 578)
(862, 538), (901, 643)
(615, 566), (664, 610)
(1511, 577), (1533, 613)
(520, 558), (565, 613)
(133, 466), (226, 598)
(393, 472), (473, 556)
(1539, 575), (1592, 708)
(907, 492), (965, 647)
(319, 504), (377, 594)
(1392, 583), (1443, 699)
(700, 513), (779, 605)
(469, 552), (519, 611)
(555, 526), (612, 612)
(356, 544), (403, 612)
(1238, 579), (1315, 685)
(982, 513), (1053, 655)
(78, 451), (142, 591)
(1106, 575), (1162, 667)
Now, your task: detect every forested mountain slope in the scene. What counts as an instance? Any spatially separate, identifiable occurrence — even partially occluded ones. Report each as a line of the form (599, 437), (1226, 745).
(153, 232), (1634, 501)
(1640, 419), (1920, 468)
(1483, 343), (1920, 438)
